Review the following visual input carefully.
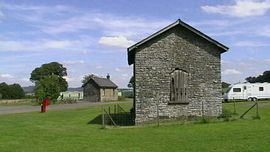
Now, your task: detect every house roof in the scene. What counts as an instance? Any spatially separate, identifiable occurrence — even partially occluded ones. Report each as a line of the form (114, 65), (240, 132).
(67, 87), (83, 92)
(127, 19), (229, 65)
(82, 76), (118, 89)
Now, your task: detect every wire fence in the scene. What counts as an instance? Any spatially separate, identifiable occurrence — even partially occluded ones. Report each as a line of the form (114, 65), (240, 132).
(102, 104), (135, 127)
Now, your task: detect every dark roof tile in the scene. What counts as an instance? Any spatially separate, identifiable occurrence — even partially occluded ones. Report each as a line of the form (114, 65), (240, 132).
(82, 76), (118, 88)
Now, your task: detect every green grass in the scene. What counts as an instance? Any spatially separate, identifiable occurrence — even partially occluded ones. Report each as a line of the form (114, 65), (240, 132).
(0, 101), (270, 152)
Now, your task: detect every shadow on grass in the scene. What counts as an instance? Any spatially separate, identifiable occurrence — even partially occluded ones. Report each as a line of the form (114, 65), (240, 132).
(87, 113), (135, 126)
(88, 114), (102, 125)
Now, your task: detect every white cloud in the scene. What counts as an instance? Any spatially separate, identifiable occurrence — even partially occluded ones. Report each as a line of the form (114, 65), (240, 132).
(121, 74), (129, 77)
(221, 58), (270, 83)
(222, 69), (242, 75)
(115, 68), (121, 72)
(96, 65), (103, 69)
(0, 74), (14, 78)
(63, 60), (85, 65)
(98, 35), (135, 48)
(233, 40), (270, 47)
(33, 11), (170, 37)
(201, 0), (270, 17)
(0, 37), (93, 52)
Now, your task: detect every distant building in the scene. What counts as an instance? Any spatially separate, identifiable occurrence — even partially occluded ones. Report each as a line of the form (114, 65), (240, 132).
(118, 88), (134, 98)
(82, 74), (118, 102)
(58, 87), (83, 101)
(127, 19), (228, 124)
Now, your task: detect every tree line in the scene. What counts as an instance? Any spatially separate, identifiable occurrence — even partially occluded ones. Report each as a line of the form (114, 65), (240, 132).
(0, 83), (25, 99)
(246, 70), (270, 83)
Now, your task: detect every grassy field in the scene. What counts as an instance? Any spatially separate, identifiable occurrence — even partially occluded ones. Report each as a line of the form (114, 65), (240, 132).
(0, 101), (270, 152)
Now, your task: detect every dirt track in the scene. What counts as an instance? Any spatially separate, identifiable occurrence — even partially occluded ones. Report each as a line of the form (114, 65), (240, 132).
(0, 101), (131, 115)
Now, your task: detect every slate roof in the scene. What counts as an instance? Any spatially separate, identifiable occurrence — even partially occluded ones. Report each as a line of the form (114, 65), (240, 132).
(82, 76), (118, 89)
(128, 19), (229, 65)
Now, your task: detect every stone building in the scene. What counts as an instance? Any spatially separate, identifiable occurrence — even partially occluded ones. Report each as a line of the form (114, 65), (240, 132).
(82, 74), (118, 102)
(127, 19), (229, 124)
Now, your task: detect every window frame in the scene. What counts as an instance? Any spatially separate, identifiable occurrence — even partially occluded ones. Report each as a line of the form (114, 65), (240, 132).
(233, 88), (241, 92)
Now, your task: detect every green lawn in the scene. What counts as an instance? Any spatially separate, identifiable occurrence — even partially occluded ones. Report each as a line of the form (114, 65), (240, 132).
(0, 101), (270, 152)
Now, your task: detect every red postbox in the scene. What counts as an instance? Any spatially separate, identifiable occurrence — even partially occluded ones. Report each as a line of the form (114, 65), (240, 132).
(41, 98), (50, 113)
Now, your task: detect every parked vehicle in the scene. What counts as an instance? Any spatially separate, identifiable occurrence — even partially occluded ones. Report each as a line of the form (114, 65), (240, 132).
(224, 82), (270, 101)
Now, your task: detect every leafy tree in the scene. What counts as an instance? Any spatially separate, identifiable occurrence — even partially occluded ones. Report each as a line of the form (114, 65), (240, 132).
(0, 83), (10, 99)
(222, 82), (231, 95)
(30, 62), (67, 83)
(0, 83), (25, 99)
(127, 76), (134, 88)
(246, 70), (270, 83)
(81, 74), (95, 84)
(35, 75), (62, 102)
(30, 62), (68, 101)
(245, 76), (257, 83)
(9, 84), (25, 99)
(222, 82), (230, 89)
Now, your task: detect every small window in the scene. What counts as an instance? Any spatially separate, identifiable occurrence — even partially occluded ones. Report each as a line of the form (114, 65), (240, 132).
(259, 87), (264, 91)
(243, 86), (247, 90)
(233, 88), (241, 92)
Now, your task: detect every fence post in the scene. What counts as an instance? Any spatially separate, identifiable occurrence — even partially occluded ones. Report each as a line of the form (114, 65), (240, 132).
(201, 100), (204, 117)
(233, 100), (236, 114)
(256, 100), (259, 118)
(102, 106), (105, 128)
(157, 99), (160, 127)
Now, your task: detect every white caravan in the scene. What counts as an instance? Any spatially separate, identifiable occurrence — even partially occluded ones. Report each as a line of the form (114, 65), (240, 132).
(224, 83), (270, 101)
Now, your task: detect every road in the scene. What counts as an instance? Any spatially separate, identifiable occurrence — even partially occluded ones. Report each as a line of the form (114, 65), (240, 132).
(0, 101), (131, 115)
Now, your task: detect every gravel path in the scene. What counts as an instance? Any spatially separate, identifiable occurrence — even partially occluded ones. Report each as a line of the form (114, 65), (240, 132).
(0, 101), (131, 115)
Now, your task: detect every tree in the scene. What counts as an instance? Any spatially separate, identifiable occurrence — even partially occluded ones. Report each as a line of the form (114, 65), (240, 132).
(0, 83), (25, 99)
(222, 82), (230, 89)
(222, 82), (231, 95)
(127, 76), (134, 88)
(0, 83), (10, 99)
(81, 74), (95, 84)
(30, 62), (68, 101)
(8, 84), (25, 99)
(30, 62), (67, 83)
(35, 75), (62, 102)
(245, 76), (257, 83)
(246, 70), (270, 83)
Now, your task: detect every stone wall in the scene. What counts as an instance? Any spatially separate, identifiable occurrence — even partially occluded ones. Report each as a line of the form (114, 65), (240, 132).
(100, 88), (118, 101)
(134, 26), (222, 124)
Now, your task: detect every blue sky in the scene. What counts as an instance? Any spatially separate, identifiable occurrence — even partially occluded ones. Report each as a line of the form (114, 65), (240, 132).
(0, 0), (270, 88)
